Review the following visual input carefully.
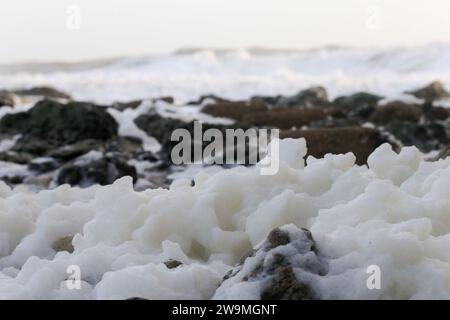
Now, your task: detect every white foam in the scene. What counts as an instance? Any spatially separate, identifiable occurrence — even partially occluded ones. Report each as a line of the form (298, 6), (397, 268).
(0, 139), (448, 299)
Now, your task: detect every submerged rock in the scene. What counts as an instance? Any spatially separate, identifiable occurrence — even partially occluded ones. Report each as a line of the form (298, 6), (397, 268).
(280, 127), (393, 165)
(214, 226), (328, 300)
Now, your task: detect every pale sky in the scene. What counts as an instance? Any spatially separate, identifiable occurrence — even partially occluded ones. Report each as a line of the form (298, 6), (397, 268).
(2, 0), (450, 64)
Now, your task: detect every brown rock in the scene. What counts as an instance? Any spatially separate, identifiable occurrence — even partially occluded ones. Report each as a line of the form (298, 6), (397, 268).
(164, 259), (183, 269)
(0, 91), (15, 107)
(242, 108), (327, 129)
(201, 101), (268, 121)
(431, 106), (450, 121)
(280, 127), (392, 165)
(52, 236), (74, 253)
(369, 101), (422, 125)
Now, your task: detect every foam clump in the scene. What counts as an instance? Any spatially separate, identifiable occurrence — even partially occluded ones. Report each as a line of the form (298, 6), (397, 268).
(0, 138), (449, 299)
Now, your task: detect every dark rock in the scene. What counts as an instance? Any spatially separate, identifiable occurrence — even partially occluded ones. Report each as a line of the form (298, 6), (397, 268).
(49, 139), (104, 162)
(11, 138), (52, 157)
(126, 297), (148, 300)
(135, 109), (257, 165)
(250, 95), (283, 106)
(111, 100), (142, 111)
(280, 127), (394, 165)
(431, 106), (450, 121)
(405, 81), (450, 100)
(28, 157), (60, 173)
(275, 86), (329, 108)
(105, 136), (144, 159)
(0, 91), (15, 107)
(333, 92), (383, 119)
(241, 108), (327, 130)
(0, 151), (33, 164)
(383, 122), (449, 153)
(369, 101), (422, 125)
(57, 154), (137, 187)
(164, 259), (183, 269)
(52, 236), (74, 253)
(12, 86), (71, 100)
(1, 175), (25, 186)
(215, 226), (328, 300)
(201, 101), (268, 121)
(0, 99), (118, 148)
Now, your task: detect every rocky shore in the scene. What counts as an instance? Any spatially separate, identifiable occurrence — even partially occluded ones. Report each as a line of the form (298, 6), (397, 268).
(0, 81), (448, 191)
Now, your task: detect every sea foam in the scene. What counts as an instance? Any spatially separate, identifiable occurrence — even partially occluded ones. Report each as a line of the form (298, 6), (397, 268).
(0, 138), (449, 299)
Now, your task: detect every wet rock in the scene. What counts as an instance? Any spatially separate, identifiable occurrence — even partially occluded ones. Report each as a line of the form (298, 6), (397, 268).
(214, 226), (328, 300)
(28, 157), (60, 173)
(432, 145), (450, 160)
(275, 86), (329, 108)
(431, 106), (450, 121)
(201, 101), (268, 121)
(0, 151), (33, 164)
(0, 99), (118, 148)
(164, 259), (183, 269)
(57, 154), (137, 187)
(135, 110), (255, 165)
(49, 139), (104, 162)
(405, 81), (450, 100)
(0, 91), (15, 107)
(111, 100), (142, 111)
(241, 108), (327, 129)
(280, 127), (393, 165)
(105, 136), (144, 159)
(369, 101), (422, 125)
(12, 86), (71, 100)
(333, 92), (383, 119)
(10, 138), (52, 158)
(51, 236), (74, 253)
(383, 122), (449, 153)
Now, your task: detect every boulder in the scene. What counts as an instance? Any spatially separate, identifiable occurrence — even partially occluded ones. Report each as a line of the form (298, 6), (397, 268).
(201, 101), (268, 121)
(280, 127), (393, 165)
(0, 99), (118, 148)
(242, 108), (327, 130)
(214, 226), (328, 300)
(369, 101), (422, 125)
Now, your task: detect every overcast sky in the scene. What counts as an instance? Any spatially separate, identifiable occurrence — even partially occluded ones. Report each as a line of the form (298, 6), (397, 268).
(2, 0), (450, 64)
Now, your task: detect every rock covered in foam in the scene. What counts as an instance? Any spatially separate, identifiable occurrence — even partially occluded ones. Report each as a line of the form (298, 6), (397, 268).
(214, 225), (328, 299)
